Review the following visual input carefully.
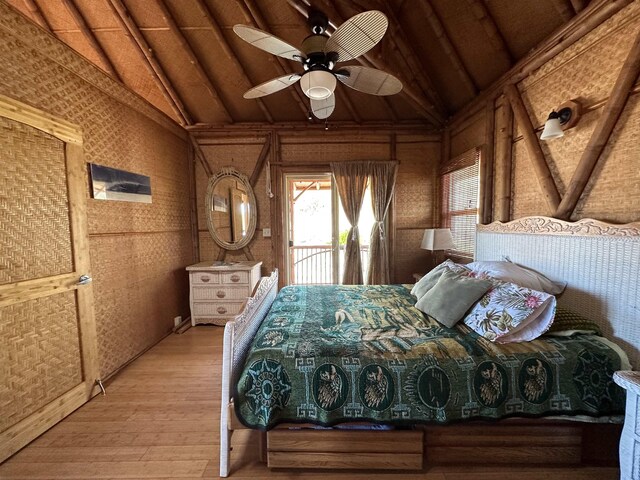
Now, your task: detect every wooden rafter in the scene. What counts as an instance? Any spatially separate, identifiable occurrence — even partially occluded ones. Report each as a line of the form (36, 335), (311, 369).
(570, 0), (588, 13)
(61, 0), (121, 81)
(22, 0), (51, 31)
(324, 0), (442, 124)
(106, 0), (192, 125)
(464, 0), (513, 65)
(504, 83), (560, 213)
(379, 0), (447, 117)
(192, 0), (273, 123)
(189, 135), (212, 177)
(156, 0), (233, 124)
(551, 0), (576, 21)
(555, 29), (640, 219)
(249, 134), (272, 187)
(418, 0), (477, 98)
(237, 0), (310, 120)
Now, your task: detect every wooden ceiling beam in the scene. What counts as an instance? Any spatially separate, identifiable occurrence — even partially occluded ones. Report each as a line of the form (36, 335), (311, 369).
(21, 0), (51, 31)
(192, 0), (273, 123)
(106, 0), (192, 125)
(465, 0), (513, 65)
(61, 0), (121, 81)
(417, 0), (477, 99)
(379, 0), (448, 118)
(321, 0), (441, 123)
(156, 0), (233, 123)
(237, 0), (311, 120)
(551, 0), (577, 20)
(570, 0), (588, 13)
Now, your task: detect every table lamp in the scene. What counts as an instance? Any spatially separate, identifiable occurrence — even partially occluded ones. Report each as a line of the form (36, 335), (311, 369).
(421, 228), (455, 268)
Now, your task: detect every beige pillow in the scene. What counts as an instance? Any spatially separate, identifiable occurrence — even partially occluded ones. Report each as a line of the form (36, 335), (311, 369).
(415, 268), (492, 328)
(411, 260), (470, 299)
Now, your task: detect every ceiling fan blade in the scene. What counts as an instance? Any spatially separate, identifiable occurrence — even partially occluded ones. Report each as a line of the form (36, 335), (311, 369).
(233, 24), (304, 61)
(311, 94), (335, 119)
(337, 66), (402, 96)
(324, 11), (388, 62)
(243, 74), (301, 99)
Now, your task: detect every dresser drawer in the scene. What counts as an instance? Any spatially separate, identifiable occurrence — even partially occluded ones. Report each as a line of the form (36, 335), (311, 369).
(221, 271), (249, 285)
(192, 302), (244, 317)
(192, 285), (250, 301)
(191, 272), (220, 285)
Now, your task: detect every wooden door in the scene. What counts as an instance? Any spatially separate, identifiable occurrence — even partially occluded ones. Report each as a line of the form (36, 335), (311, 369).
(0, 96), (99, 462)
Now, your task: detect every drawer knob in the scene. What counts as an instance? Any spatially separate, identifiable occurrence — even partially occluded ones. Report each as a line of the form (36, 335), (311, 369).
(216, 290), (226, 298)
(201, 276), (210, 283)
(217, 306), (227, 314)
(230, 274), (240, 283)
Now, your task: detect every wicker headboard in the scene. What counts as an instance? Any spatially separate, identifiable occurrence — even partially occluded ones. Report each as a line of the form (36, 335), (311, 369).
(476, 216), (640, 369)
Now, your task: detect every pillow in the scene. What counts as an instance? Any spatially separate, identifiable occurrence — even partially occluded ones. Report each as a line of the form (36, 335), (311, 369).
(462, 279), (556, 343)
(415, 268), (492, 328)
(466, 260), (566, 295)
(411, 259), (471, 299)
(545, 306), (601, 336)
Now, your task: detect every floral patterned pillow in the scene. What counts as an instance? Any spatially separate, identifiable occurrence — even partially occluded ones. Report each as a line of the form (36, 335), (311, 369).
(462, 278), (556, 343)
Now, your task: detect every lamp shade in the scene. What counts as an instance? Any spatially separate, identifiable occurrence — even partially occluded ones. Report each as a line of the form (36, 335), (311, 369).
(300, 70), (336, 100)
(540, 112), (564, 140)
(421, 228), (455, 251)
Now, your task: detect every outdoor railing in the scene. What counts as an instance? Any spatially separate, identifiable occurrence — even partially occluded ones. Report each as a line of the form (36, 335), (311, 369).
(290, 245), (370, 285)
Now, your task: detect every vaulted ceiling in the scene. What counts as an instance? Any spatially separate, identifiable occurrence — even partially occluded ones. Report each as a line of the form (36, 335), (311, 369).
(6, 0), (591, 127)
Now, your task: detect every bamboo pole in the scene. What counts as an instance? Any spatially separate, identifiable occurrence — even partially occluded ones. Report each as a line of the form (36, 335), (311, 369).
(187, 141), (200, 263)
(465, 0), (513, 64)
(417, 0), (477, 98)
(193, 0), (274, 123)
(570, 0), (588, 13)
(61, 0), (121, 81)
(156, 0), (233, 123)
(504, 83), (561, 213)
(249, 135), (272, 187)
(496, 99), (513, 222)
(481, 99), (495, 224)
(238, 0), (310, 120)
(448, 0), (633, 129)
(189, 135), (212, 177)
(551, 0), (576, 21)
(22, 0), (51, 31)
(106, 0), (192, 125)
(555, 29), (640, 219)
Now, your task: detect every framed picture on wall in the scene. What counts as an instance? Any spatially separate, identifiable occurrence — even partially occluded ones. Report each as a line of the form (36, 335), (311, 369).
(89, 164), (152, 203)
(213, 194), (229, 212)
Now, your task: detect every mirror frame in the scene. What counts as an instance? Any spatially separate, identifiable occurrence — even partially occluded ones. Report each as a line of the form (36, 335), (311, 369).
(205, 167), (257, 251)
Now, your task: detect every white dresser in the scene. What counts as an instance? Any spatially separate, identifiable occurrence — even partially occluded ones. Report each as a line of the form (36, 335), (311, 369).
(186, 261), (262, 326)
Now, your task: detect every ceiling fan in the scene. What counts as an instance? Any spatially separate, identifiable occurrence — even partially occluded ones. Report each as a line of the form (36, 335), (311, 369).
(233, 8), (403, 120)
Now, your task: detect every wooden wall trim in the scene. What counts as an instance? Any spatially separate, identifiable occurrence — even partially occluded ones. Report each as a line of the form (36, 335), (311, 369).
(0, 0), (186, 139)
(0, 93), (82, 144)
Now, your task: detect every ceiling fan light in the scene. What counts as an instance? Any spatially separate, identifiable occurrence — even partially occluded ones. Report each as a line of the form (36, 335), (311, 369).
(300, 70), (336, 100)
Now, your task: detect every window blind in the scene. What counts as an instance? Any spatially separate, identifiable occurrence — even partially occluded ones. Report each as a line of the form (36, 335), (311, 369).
(440, 148), (480, 257)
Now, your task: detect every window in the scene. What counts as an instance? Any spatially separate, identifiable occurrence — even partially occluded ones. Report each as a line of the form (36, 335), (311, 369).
(440, 147), (480, 258)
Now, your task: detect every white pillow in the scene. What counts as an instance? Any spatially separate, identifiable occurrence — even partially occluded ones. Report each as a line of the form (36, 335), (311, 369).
(466, 260), (566, 295)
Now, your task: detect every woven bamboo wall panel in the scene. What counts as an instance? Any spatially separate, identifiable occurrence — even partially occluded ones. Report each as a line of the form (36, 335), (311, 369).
(0, 291), (82, 432)
(0, 117), (73, 285)
(0, 11), (191, 379)
(394, 229), (431, 283)
(450, 111), (485, 159)
(90, 231), (192, 376)
(395, 141), (439, 230)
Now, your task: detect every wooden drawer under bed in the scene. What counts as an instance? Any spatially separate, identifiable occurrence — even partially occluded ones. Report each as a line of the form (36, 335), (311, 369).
(267, 429), (423, 470)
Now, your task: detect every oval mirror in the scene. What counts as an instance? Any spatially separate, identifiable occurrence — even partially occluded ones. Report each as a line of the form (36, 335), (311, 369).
(206, 167), (257, 251)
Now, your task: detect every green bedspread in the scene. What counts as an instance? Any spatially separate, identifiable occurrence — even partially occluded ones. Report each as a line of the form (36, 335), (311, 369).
(235, 284), (626, 429)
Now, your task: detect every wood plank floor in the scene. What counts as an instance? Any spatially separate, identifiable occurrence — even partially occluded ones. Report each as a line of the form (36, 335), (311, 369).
(0, 327), (620, 479)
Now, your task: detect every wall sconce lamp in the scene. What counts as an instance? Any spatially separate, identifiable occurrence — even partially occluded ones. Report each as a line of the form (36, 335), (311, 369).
(540, 100), (582, 141)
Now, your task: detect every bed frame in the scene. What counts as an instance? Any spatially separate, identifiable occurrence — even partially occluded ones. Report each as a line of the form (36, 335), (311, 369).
(219, 216), (640, 477)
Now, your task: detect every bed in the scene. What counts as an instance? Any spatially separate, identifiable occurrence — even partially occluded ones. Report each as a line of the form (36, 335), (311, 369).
(219, 216), (640, 476)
